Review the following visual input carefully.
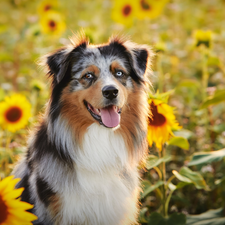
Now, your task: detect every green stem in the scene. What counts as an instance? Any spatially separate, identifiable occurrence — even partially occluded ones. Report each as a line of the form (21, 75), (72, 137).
(157, 53), (164, 93)
(154, 166), (162, 180)
(201, 48), (211, 151)
(201, 49), (209, 101)
(165, 190), (175, 216)
(166, 175), (176, 191)
(159, 145), (167, 217)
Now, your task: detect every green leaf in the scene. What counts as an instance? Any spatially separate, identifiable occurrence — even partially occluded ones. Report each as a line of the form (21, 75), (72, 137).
(147, 212), (165, 225)
(172, 170), (192, 183)
(148, 90), (174, 103)
(173, 167), (208, 190)
(147, 212), (186, 225)
(138, 207), (148, 223)
(146, 155), (172, 170)
(168, 136), (189, 150)
(140, 180), (164, 199)
(215, 177), (225, 186)
(173, 129), (194, 140)
(207, 56), (220, 66)
(186, 208), (225, 225)
(188, 148), (225, 166)
(168, 213), (186, 225)
(201, 89), (225, 108)
(176, 182), (191, 189)
(179, 167), (208, 190)
(168, 182), (176, 191)
(177, 79), (200, 89)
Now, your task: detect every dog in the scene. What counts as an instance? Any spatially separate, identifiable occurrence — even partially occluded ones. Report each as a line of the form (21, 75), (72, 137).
(13, 34), (153, 225)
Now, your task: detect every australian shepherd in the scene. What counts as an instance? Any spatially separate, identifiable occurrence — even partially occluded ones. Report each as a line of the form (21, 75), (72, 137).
(13, 34), (153, 225)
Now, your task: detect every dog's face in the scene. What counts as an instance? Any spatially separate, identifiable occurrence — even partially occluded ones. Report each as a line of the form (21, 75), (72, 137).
(44, 35), (152, 145)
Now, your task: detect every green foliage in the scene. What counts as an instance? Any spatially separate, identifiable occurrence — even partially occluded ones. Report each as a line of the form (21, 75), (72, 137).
(188, 148), (225, 166)
(146, 155), (172, 170)
(147, 212), (186, 225)
(186, 208), (225, 225)
(173, 167), (208, 190)
(168, 136), (189, 150)
(140, 180), (164, 199)
(201, 89), (225, 108)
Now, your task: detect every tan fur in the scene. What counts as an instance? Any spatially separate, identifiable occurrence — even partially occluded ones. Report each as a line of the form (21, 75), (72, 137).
(110, 61), (128, 74)
(60, 86), (94, 148)
(116, 82), (149, 163)
(49, 195), (61, 219)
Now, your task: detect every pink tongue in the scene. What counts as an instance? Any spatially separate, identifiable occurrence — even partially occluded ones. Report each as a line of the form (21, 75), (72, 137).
(100, 105), (120, 128)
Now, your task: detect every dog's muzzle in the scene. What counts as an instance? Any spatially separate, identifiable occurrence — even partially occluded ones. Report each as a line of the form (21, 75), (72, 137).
(84, 85), (122, 128)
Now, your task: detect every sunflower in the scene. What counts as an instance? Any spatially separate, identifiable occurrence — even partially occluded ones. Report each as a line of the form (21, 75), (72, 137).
(193, 29), (213, 48)
(38, 0), (59, 15)
(137, 0), (168, 20)
(111, 0), (139, 27)
(0, 176), (37, 225)
(147, 98), (181, 150)
(0, 94), (31, 133)
(40, 11), (66, 36)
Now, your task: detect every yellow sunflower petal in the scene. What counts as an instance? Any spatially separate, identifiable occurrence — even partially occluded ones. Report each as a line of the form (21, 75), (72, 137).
(111, 0), (139, 27)
(40, 11), (66, 36)
(7, 199), (34, 210)
(148, 98), (181, 150)
(137, 0), (167, 20)
(0, 176), (20, 193)
(7, 209), (38, 221)
(4, 215), (36, 225)
(3, 188), (24, 200)
(0, 176), (37, 224)
(0, 94), (31, 133)
(38, 0), (59, 15)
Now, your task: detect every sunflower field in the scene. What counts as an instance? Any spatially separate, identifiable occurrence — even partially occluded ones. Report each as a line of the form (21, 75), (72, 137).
(0, 0), (225, 224)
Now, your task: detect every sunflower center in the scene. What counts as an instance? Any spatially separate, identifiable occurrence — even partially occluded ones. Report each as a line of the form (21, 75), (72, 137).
(122, 5), (132, 17)
(5, 106), (22, 123)
(140, 0), (151, 10)
(0, 195), (8, 223)
(44, 5), (51, 11)
(196, 40), (210, 48)
(149, 102), (166, 126)
(48, 20), (56, 29)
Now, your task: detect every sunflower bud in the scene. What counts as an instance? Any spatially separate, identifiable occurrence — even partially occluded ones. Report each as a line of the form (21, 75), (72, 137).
(193, 30), (213, 49)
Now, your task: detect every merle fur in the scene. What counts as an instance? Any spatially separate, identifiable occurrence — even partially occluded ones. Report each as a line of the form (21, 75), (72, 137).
(14, 38), (150, 225)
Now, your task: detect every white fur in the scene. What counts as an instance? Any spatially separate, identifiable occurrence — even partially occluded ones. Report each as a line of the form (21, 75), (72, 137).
(53, 123), (140, 225)
(47, 116), (77, 162)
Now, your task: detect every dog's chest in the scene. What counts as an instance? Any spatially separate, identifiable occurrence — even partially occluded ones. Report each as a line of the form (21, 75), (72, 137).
(58, 124), (139, 225)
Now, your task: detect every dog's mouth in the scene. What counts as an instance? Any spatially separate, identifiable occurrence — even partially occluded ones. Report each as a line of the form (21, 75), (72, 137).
(84, 100), (121, 128)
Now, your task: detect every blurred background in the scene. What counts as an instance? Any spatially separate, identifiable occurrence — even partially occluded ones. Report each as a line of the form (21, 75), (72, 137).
(0, 0), (225, 224)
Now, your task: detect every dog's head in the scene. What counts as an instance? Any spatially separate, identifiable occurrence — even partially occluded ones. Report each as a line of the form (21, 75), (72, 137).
(42, 34), (152, 145)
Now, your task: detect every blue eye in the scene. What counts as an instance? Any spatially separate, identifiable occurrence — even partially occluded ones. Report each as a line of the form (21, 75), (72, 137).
(116, 71), (123, 77)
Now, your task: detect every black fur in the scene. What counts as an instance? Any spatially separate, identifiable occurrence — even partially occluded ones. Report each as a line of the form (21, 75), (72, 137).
(33, 121), (74, 167)
(36, 177), (56, 207)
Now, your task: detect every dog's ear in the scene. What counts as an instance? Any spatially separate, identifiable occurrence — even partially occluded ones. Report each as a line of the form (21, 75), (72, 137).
(45, 48), (73, 83)
(128, 48), (150, 78)
(125, 42), (153, 81)
(109, 36), (153, 82)
(42, 34), (89, 83)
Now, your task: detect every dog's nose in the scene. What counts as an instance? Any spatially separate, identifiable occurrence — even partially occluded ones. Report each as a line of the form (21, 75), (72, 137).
(102, 85), (118, 100)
